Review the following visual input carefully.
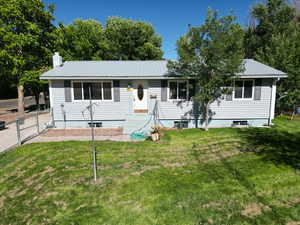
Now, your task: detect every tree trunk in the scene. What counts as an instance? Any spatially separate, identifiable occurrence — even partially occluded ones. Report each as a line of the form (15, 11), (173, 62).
(204, 103), (209, 131)
(17, 85), (25, 114)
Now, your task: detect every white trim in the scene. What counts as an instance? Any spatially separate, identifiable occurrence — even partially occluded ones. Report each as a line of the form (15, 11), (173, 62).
(233, 79), (255, 101)
(132, 80), (148, 111)
(269, 79), (277, 124)
(49, 80), (53, 108)
(71, 80), (114, 102)
(167, 80), (189, 101)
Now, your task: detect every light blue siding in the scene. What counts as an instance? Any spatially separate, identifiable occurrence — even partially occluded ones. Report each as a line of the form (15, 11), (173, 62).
(149, 79), (273, 120)
(51, 80), (133, 123)
(159, 119), (269, 128)
(50, 78), (274, 129)
(54, 120), (125, 128)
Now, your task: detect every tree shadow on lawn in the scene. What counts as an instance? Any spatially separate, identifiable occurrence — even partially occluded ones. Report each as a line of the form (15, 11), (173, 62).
(189, 128), (299, 224)
(240, 128), (300, 170)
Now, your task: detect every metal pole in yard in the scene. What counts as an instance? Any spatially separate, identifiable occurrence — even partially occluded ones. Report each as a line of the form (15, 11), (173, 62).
(51, 107), (55, 127)
(16, 119), (21, 146)
(89, 86), (97, 182)
(36, 110), (40, 134)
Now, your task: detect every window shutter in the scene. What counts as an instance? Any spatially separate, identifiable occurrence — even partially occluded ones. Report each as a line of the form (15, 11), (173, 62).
(254, 79), (262, 100)
(64, 80), (72, 102)
(113, 80), (120, 102)
(188, 80), (196, 101)
(161, 80), (168, 102)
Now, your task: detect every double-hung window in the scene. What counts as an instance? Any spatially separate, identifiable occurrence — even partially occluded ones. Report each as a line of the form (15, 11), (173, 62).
(234, 80), (254, 99)
(169, 81), (188, 100)
(73, 81), (112, 101)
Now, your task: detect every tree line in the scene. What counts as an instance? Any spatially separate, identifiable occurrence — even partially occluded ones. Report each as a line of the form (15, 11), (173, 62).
(0, 0), (299, 120)
(0, 0), (163, 112)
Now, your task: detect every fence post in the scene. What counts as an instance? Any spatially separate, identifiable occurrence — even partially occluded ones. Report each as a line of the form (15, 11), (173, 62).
(36, 110), (40, 134)
(16, 119), (21, 146)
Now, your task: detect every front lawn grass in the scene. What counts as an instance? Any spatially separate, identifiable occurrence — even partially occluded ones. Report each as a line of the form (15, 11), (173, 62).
(0, 116), (300, 225)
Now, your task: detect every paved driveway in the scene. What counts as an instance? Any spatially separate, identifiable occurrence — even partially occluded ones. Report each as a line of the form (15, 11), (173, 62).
(0, 112), (51, 153)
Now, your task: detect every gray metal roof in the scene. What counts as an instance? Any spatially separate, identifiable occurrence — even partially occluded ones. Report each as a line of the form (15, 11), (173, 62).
(40, 59), (287, 80)
(240, 59), (287, 78)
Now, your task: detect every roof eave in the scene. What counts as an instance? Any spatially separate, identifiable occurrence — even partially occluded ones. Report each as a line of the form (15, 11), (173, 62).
(40, 73), (288, 80)
(40, 76), (173, 80)
(238, 74), (288, 78)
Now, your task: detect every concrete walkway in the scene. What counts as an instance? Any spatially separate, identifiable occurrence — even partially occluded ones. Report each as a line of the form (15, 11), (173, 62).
(27, 134), (132, 144)
(0, 112), (51, 153)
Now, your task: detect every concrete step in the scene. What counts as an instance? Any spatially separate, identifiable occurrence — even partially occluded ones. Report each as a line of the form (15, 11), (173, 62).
(123, 114), (154, 134)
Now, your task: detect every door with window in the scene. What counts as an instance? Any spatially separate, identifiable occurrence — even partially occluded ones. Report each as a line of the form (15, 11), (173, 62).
(133, 81), (148, 113)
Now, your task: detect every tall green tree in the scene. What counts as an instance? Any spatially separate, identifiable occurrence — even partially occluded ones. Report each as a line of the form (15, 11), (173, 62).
(245, 0), (296, 58)
(245, 0), (300, 117)
(55, 17), (163, 61)
(105, 17), (163, 60)
(56, 19), (109, 61)
(168, 9), (244, 131)
(0, 0), (55, 113)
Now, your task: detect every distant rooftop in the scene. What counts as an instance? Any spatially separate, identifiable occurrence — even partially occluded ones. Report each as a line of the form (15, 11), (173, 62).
(40, 59), (287, 80)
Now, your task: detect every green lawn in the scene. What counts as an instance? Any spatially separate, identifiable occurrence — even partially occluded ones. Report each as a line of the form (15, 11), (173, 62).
(1, 116), (300, 225)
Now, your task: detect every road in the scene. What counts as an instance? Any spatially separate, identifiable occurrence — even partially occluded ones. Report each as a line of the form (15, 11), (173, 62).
(0, 96), (45, 111)
(0, 112), (51, 153)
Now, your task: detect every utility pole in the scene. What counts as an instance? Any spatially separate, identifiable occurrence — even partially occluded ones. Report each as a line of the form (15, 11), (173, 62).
(89, 86), (97, 182)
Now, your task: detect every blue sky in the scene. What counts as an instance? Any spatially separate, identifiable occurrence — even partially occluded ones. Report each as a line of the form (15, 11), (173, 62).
(43, 0), (259, 60)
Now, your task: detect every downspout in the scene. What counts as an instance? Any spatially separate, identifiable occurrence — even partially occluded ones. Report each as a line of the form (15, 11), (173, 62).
(48, 80), (55, 127)
(268, 78), (279, 126)
(49, 80), (53, 108)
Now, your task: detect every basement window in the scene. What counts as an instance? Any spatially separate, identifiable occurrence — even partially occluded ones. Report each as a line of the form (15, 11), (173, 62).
(232, 121), (248, 126)
(88, 122), (102, 128)
(174, 120), (189, 129)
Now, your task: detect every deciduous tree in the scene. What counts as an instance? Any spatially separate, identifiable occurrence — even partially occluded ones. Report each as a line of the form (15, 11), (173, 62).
(168, 9), (244, 130)
(56, 19), (109, 61)
(55, 17), (164, 61)
(245, 0), (300, 117)
(105, 17), (163, 60)
(0, 0), (55, 113)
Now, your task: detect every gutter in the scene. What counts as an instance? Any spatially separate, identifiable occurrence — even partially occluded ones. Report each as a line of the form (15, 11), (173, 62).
(40, 74), (288, 80)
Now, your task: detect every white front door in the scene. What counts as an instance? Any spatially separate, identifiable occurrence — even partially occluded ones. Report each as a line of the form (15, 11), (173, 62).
(133, 81), (148, 113)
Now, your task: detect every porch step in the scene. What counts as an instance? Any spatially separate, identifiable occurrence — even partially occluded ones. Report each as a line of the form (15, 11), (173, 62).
(123, 114), (154, 135)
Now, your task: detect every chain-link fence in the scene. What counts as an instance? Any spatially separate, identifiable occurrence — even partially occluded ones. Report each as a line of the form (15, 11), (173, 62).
(0, 110), (51, 152)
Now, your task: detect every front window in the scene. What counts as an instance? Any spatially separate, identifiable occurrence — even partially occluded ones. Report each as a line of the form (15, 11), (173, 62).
(73, 81), (112, 101)
(234, 80), (254, 99)
(169, 81), (187, 100)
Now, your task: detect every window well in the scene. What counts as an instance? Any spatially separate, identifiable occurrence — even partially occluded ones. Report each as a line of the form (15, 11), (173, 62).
(88, 122), (102, 128)
(174, 120), (189, 129)
(232, 121), (248, 126)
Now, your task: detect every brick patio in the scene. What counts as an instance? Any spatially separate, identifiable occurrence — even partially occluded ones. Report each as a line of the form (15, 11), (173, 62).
(41, 127), (123, 137)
